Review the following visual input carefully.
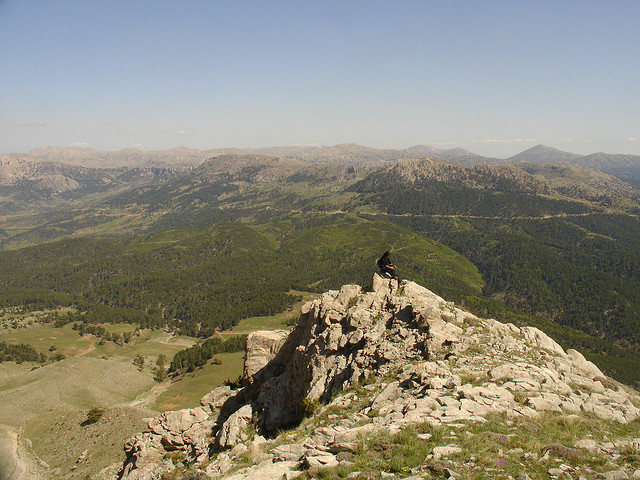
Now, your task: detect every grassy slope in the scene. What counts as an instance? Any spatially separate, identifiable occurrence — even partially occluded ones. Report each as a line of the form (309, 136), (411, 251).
(0, 357), (155, 427)
(0, 322), (195, 362)
(23, 405), (153, 480)
(275, 215), (484, 298)
(0, 326), (190, 480)
(295, 411), (640, 480)
(153, 352), (245, 411)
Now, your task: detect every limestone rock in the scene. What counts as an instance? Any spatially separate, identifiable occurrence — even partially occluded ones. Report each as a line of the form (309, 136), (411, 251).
(603, 471), (630, 480)
(219, 460), (302, 480)
(216, 404), (254, 449)
(272, 443), (306, 462)
(200, 385), (238, 414)
(522, 326), (565, 355)
(432, 445), (463, 459)
(243, 330), (289, 383)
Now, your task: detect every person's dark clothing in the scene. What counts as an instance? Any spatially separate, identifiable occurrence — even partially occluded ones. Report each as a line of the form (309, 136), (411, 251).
(377, 255), (398, 279)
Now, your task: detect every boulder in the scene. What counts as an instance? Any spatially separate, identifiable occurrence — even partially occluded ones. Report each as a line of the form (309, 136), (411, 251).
(216, 404), (254, 449)
(244, 330), (289, 382)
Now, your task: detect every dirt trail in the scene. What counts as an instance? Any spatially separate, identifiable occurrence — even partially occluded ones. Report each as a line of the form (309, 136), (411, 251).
(0, 426), (47, 480)
(73, 342), (95, 358)
(122, 381), (172, 410)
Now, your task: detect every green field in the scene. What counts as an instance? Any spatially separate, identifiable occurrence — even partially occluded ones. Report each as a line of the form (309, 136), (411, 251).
(223, 290), (319, 335)
(153, 351), (246, 411)
(0, 320), (195, 361)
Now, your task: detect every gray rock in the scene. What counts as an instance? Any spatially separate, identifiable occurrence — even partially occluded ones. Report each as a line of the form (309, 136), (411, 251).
(566, 349), (604, 377)
(219, 459), (301, 480)
(522, 327), (565, 355)
(205, 452), (234, 477)
(181, 472), (211, 480)
(432, 445), (462, 459)
(304, 452), (339, 468)
(603, 471), (630, 480)
(272, 443), (305, 462)
(216, 404), (254, 449)
(244, 330), (289, 383)
(574, 438), (599, 453)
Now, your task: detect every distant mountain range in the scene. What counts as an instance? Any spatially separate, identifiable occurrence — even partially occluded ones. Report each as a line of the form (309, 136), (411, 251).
(2, 144), (640, 215)
(0, 154), (186, 207)
(509, 145), (640, 183)
(8, 143), (640, 182)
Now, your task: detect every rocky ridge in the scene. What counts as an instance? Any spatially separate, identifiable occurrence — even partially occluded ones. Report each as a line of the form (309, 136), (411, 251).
(119, 275), (640, 479)
(354, 158), (549, 196)
(517, 161), (640, 208)
(0, 155), (187, 204)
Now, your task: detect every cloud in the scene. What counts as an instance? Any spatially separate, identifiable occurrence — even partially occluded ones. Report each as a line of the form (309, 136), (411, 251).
(629, 137), (639, 142)
(70, 142), (90, 147)
(476, 138), (536, 144)
(176, 130), (187, 135)
(17, 121), (47, 128)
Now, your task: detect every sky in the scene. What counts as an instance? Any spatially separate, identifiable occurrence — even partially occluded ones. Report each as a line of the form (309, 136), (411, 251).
(1, 0), (639, 158)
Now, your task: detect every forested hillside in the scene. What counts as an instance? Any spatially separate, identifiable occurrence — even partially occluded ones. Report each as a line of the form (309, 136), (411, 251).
(0, 217), (482, 338)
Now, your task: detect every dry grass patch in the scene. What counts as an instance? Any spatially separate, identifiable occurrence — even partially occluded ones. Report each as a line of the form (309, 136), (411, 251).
(23, 406), (153, 480)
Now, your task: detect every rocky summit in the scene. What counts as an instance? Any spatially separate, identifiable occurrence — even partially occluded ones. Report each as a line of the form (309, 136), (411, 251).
(118, 275), (640, 480)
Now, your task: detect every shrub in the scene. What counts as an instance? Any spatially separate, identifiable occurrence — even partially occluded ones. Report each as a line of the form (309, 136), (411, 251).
(83, 407), (104, 426)
(301, 397), (320, 418)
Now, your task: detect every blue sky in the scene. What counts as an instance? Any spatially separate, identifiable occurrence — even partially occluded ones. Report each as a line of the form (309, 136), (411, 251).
(1, 0), (639, 158)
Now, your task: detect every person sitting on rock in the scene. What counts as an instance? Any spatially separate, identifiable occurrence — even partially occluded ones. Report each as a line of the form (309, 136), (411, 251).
(377, 251), (399, 280)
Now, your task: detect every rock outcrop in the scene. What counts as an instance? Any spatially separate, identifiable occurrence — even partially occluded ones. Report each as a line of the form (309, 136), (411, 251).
(118, 274), (640, 479)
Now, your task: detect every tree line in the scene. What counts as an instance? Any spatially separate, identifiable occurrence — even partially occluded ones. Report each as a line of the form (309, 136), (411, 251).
(169, 335), (247, 374)
(0, 341), (48, 363)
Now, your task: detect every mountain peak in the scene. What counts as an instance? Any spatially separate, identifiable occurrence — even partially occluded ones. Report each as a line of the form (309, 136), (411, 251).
(508, 144), (582, 164)
(407, 144), (442, 154)
(119, 275), (640, 479)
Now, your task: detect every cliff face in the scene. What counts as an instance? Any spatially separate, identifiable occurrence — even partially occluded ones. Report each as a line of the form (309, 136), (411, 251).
(119, 275), (640, 480)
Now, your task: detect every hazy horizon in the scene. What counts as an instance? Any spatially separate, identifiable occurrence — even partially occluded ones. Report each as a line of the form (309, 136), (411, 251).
(5, 141), (640, 161)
